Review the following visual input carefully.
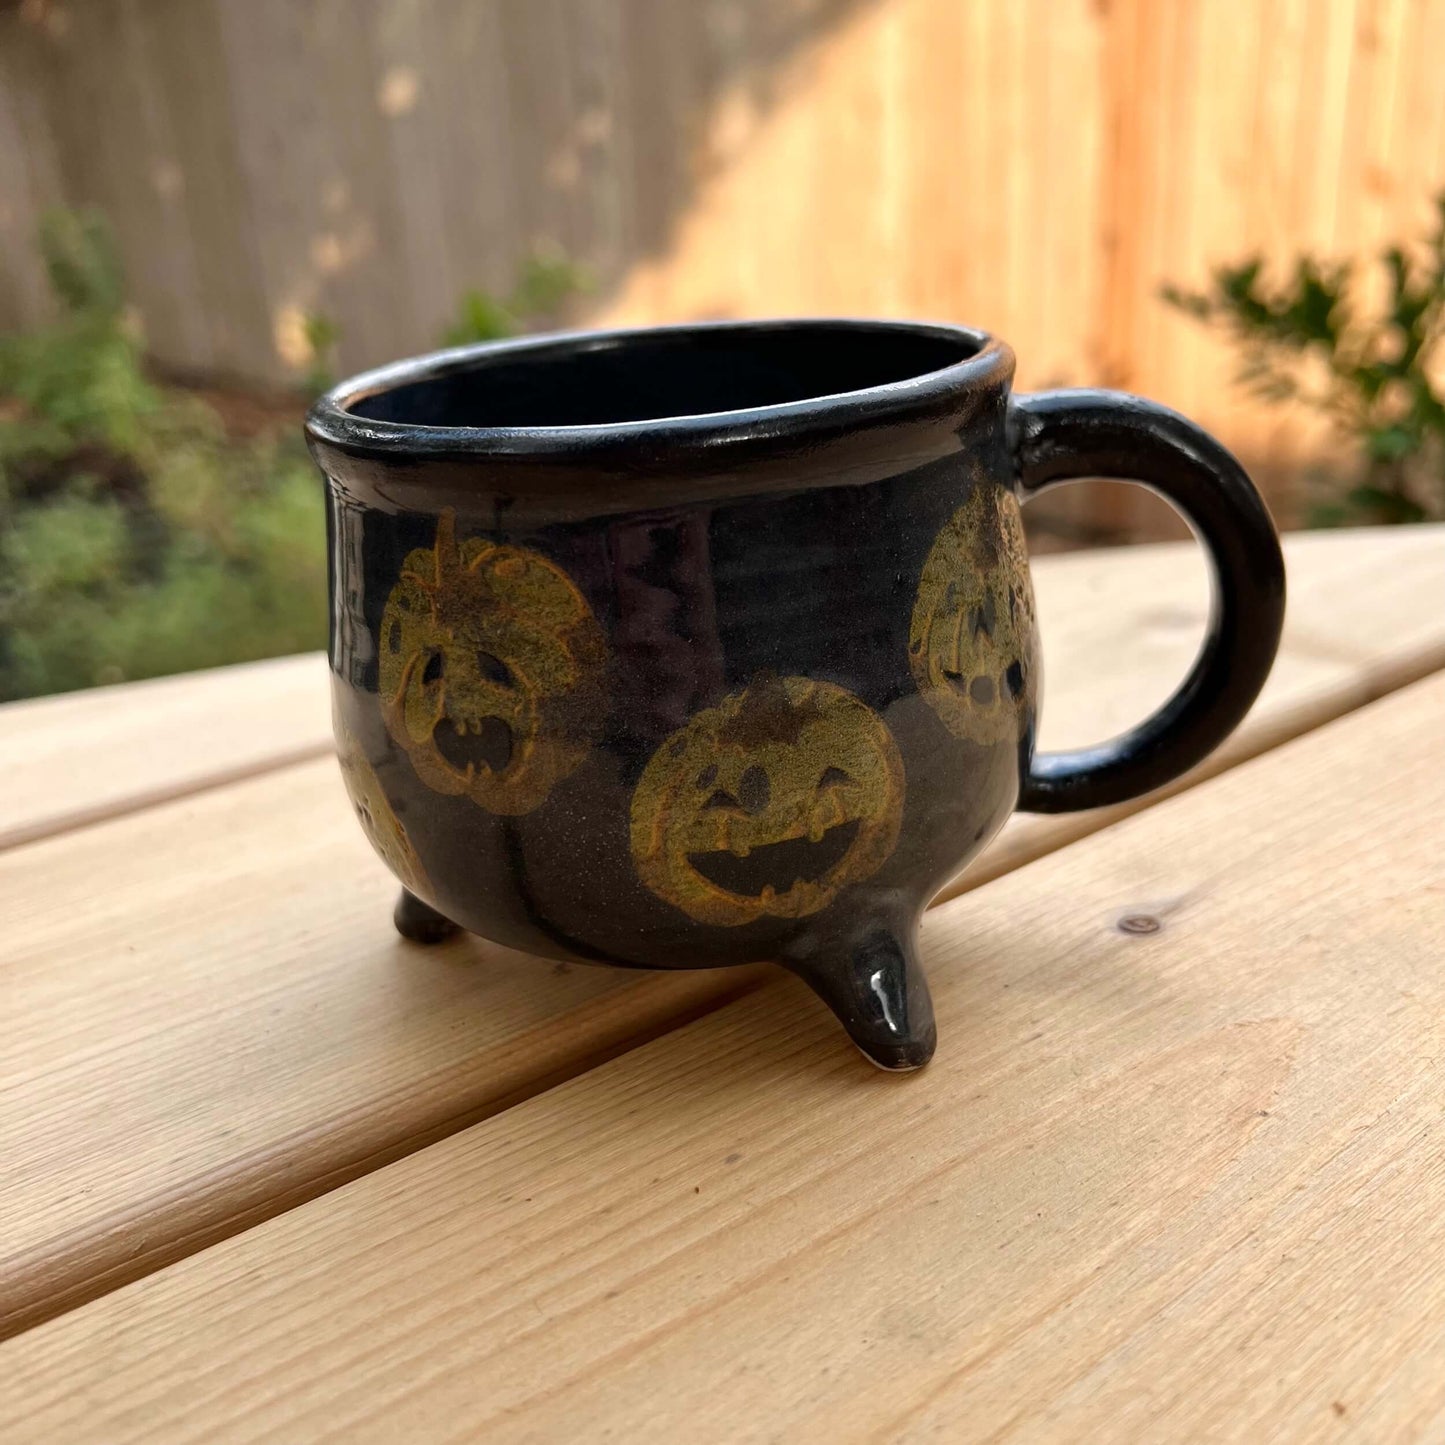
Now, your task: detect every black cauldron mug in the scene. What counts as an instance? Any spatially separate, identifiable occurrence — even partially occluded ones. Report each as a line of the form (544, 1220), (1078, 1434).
(307, 319), (1285, 1070)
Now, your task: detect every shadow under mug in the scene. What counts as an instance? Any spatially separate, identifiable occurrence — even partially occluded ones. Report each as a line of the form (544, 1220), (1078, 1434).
(307, 319), (1285, 1071)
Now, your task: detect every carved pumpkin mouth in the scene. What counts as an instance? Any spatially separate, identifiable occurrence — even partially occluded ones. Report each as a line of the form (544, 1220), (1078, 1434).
(431, 713), (514, 778)
(687, 818), (862, 899)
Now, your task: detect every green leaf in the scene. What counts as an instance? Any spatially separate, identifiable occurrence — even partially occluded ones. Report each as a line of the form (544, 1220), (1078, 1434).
(1305, 500), (1351, 529)
(441, 289), (517, 347)
(1346, 483), (1428, 524)
(1160, 283), (1213, 320)
(1286, 258), (1345, 345)
(508, 250), (589, 317)
(38, 208), (126, 320)
(0, 208), (330, 700)
(1363, 424), (1417, 463)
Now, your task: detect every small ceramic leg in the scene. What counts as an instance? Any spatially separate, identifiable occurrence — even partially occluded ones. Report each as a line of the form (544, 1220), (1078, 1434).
(393, 888), (462, 945)
(784, 918), (936, 1071)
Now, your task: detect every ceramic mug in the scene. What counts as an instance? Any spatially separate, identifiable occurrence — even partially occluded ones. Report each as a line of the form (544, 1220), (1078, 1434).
(307, 319), (1284, 1070)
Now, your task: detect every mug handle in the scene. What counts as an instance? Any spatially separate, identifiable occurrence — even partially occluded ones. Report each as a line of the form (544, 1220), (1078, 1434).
(1010, 389), (1286, 814)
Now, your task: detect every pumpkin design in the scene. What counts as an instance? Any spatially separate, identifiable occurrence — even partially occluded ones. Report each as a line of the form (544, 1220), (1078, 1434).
(630, 674), (905, 926)
(909, 485), (1037, 744)
(379, 512), (607, 815)
(337, 741), (428, 895)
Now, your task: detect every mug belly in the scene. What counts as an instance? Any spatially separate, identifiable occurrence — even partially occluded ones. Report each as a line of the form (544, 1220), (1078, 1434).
(333, 672), (1027, 971)
(309, 316), (1279, 1071)
(326, 449), (1037, 972)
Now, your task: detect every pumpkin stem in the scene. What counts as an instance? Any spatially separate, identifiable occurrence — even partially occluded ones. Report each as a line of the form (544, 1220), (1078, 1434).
(432, 509), (462, 585)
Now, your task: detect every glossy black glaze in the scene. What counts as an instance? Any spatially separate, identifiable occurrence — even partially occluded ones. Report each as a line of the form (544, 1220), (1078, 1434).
(1012, 391), (1286, 811)
(307, 319), (1285, 1071)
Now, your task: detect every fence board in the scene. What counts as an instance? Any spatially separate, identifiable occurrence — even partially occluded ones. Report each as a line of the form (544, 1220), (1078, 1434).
(2, 0), (1443, 527)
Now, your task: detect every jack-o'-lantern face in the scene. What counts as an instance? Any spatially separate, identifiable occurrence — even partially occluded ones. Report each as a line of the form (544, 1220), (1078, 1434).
(379, 512), (607, 815)
(631, 675), (905, 926)
(337, 740), (428, 895)
(909, 485), (1038, 744)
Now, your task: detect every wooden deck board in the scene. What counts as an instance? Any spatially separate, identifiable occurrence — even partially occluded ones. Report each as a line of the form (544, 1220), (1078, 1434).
(0, 652), (332, 851)
(3, 674), (1440, 1443)
(950, 521), (1445, 894)
(1, 527), (1440, 1344)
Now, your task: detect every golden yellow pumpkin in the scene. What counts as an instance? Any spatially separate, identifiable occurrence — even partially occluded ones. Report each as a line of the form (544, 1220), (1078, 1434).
(337, 739), (428, 895)
(630, 674), (905, 926)
(909, 485), (1037, 744)
(379, 511), (606, 815)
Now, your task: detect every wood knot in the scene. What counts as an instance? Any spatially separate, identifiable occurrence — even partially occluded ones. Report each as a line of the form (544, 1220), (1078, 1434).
(1117, 913), (1162, 936)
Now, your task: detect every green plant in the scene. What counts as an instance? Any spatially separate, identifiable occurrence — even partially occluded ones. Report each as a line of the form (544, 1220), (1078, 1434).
(441, 247), (590, 347)
(0, 209), (327, 700)
(299, 311), (342, 396)
(1162, 194), (1445, 526)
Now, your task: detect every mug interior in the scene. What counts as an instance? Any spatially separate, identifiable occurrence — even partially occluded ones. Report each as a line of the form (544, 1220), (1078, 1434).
(346, 322), (981, 430)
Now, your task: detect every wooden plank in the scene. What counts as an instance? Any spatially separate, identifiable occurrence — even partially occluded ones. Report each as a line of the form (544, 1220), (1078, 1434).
(0, 528), (1441, 1341)
(210, 0), (363, 380)
(0, 14), (66, 336)
(5, 0), (219, 373)
(943, 520), (1445, 898)
(416, 0), (516, 321)
(364, 0), (463, 351)
(0, 756), (769, 1340)
(0, 653), (331, 851)
(3, 671), (1441, 1443)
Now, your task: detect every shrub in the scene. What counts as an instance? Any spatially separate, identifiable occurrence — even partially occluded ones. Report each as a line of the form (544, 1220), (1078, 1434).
(1162, 194), (1445, 527)
(440, 248), (589, 347)
(0, 216), (592, 701)
(0, 210), (328, 700)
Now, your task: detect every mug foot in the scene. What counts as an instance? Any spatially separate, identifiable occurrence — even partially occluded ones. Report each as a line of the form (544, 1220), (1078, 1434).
(783, 918), (936, 1071)
(394, 889), (463, 945)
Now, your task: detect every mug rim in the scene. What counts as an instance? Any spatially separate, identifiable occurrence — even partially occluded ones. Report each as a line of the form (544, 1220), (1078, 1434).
(306, 317), (1014, 469)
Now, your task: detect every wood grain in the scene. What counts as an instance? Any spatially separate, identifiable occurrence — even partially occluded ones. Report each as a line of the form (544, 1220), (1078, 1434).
(0, 528), (1441, 1340)
(0, 652), (332, 851)
(0, 762), (767, 1340)
(945, 520), (1445, 897)
(3, 673), (1440, 1443)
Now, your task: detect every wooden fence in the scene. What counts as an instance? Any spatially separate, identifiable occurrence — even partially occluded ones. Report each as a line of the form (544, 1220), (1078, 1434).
(3, 0), (1444, 532)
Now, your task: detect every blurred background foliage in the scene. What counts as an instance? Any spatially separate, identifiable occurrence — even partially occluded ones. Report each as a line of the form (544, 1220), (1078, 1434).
(1164, 195), (1445, 529)
(0, 212), (584, 702)
(441, 248), (591, 348)
(1, 194), (1439, 703)
(0, 210), (327, 702)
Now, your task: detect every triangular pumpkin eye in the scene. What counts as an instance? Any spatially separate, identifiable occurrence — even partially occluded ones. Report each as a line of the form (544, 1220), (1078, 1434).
(476, 650), (514, 686)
